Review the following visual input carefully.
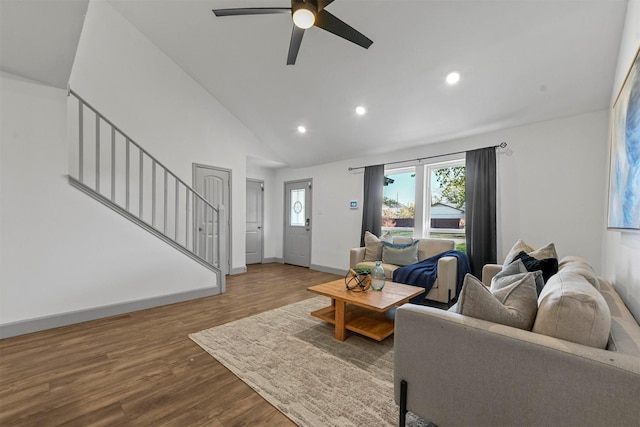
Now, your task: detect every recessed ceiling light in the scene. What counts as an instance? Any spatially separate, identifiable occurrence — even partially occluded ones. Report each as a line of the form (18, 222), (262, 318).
(355, 106), (367, 116)
(446, 71), (461, 85)
(297, 125), (307, 134)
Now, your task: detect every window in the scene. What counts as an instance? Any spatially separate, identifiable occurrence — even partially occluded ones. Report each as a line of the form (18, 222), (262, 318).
(382, 167), (416, 237)
(426, 160), (466, 250)
(289, 188), (306, 226)
(383, 159), (466, 250)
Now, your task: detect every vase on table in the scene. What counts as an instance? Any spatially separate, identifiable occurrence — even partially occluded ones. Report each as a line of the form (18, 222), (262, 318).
(371, 261), (386, 291)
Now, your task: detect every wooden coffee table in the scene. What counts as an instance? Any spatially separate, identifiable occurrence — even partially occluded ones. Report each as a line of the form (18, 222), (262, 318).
(307, 279), (425, 341)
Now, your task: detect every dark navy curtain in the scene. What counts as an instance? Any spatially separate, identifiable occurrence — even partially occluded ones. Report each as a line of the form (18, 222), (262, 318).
(360, 165), (384, 246)
(465, 147), (497, 278)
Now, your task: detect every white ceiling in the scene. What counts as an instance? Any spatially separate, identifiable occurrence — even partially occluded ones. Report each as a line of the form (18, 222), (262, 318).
(107, 0), (627, 168)
(0, 0), (88, 89)
(1, 1), (628, 168)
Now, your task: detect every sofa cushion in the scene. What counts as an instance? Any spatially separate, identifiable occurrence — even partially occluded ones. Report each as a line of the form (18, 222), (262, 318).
(503, 239), (557, 265)
(557, 257), (600, 290)
(513, 251), (558, 283)
(533, 271), (611, 349)
(454, 273), (538, 330)
(607, 317), (640, 356)
(382, 240), (419, 266)
(598, 279), (635, 319)
(363, 231), (392, 262)
(492, 260), (545, 296)
(558, 264), (600, 290)
(598, 278), (640, 357)
(558, 255), (594, 270)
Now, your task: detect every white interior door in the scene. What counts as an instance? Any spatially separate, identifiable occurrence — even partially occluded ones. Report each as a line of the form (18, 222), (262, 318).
(246, 179), (263, 265)
(194, 164), (230, 275)
(284, 180), (312, 267)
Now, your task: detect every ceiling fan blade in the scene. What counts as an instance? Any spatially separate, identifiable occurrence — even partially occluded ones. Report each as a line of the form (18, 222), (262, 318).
(287, 25), (305, 65)
(314, 9), (373, 49)
(316, 0), (335, 12)
(212, 8), (291, 17)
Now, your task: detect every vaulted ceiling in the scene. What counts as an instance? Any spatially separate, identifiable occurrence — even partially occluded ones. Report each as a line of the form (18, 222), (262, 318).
(0, 0), (88, 89)
(1, 0), (628, 168)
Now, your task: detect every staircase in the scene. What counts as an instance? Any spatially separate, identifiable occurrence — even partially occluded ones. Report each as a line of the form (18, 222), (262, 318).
(67, 89), (222, 285)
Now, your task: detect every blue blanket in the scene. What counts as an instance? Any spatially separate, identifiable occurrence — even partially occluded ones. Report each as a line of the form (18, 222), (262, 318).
(392, 249), (471, 304)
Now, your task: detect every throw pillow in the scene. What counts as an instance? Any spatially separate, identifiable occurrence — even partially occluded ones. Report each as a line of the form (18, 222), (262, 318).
(491, 259), (545, 295)
(503, 239), (534, 265)
(381, 240), (419, 266)
(491, 259), (528, 287)
(454, 272), (538, 330)
(383, 240), (416, 249)
(363, 231), (392, 262)
(533, 271), (611, 349)
(513, 251), (558, 283)
(503, 239), (557, 265)
(392, 237), (414, 245)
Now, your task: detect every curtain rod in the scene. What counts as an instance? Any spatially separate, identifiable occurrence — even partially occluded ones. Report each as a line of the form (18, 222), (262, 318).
(347, 142), (508, 171)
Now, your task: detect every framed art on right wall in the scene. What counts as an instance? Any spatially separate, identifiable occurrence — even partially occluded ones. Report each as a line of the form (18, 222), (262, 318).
(608, 45), (640, 232)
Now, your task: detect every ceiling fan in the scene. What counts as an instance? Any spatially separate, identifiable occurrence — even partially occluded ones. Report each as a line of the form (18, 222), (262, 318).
(212, 0), (373, 65)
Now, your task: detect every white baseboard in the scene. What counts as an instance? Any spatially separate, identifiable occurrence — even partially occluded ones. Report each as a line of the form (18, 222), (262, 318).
(310, 264), (347, 276)
(230, 266), (247, 275)
(248, 260), (345, 277)
(0, 286), (220, 339)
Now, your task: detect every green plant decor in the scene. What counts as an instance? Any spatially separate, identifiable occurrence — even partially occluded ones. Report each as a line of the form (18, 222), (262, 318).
(354, 266), (372, 275)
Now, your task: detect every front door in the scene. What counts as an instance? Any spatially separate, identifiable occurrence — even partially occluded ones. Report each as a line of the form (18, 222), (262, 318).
(284, 179), (312, 267)
(246, 179), (263, 265)
(194, 164), (230, 275)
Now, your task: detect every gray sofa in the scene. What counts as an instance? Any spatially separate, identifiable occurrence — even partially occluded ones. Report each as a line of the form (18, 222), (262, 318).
(350, 237), (458, 304)
(394, 257), (640, 426)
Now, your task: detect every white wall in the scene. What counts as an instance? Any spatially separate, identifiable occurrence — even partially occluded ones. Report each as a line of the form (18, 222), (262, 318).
(275, 160), (364, 269)
(495, 111), (608, 265)
(69, 1), (282, 273)
(0, 73), (216, 327)
(603, 0), (640, 320)
(273, 110), (609, 274)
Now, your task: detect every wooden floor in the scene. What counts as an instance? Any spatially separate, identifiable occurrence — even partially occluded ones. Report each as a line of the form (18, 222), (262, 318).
(0, 264), (340, 426)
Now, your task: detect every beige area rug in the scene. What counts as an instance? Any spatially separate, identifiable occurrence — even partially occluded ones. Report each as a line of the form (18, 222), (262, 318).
(189, 297), (435, 427)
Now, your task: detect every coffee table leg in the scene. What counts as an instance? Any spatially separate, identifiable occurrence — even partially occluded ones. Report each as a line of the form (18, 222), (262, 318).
(334, 300), (347, 341)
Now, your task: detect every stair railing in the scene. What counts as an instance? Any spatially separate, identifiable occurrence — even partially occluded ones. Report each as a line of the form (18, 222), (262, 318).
(67, 89), (221, 278)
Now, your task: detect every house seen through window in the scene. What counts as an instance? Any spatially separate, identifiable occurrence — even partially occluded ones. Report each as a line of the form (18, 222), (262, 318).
(383, 159), (466, 251)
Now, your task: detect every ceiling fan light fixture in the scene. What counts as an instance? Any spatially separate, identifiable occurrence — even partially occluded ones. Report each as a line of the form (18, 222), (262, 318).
(292, 3), (316, 29)
(446, 71), (461, 85)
